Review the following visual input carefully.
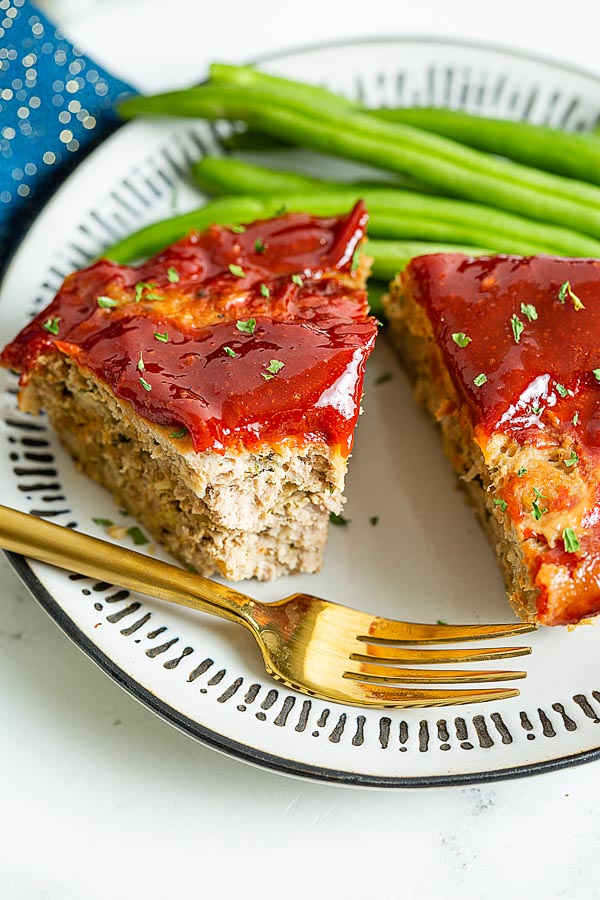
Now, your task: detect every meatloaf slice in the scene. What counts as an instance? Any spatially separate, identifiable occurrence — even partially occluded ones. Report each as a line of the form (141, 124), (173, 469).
(2, 202), (377, 580)
(385, 253), (600, 626)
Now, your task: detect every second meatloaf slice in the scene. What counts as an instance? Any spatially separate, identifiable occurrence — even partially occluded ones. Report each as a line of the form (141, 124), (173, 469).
(1, 202), (377, 580)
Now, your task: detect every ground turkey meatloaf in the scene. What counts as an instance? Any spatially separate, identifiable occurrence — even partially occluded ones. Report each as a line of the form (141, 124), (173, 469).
(385, 253), (600, 627)
(2, 202), (377, 580)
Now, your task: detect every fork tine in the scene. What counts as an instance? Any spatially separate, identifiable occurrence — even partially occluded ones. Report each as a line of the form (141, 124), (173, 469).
(362, 618), (537, 644)
(344, 663), (526, 684)
(338, 682), (521, 708)
(352, 645), (532, 664)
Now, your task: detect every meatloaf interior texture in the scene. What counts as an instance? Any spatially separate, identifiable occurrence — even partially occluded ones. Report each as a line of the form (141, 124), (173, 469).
(2, 202), (377, 580)
(384, 253), (600, 626)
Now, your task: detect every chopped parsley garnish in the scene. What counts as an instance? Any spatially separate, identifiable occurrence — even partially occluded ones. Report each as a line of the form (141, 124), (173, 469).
(262, 359), (285, 379)
(369, 516), (379, 526)
(510, 313), (524, 343)
(436, 619), (448, 626)
(43, 316), (60, 335)
(517, 466), (528, 476)
(154, 331), (169, 343)
(531, 404), (542, 416)
(224, 346), (237, 357)
(228, 263), (246, 278)
(236, 318), (256, 334)
(351, 247), (361, 273)
(97, 295), (118, 308)
(563, 527), (581, 553)
(520, 303), (538, 322)
(573, 412), (580, 425)
(254, 237), (266, 254)
(135, 281), (162, 302)
(565, 450), (579, 467)
(137, 351), (145, 372)
(473, 373), (487, 387)
(531, 486), (547, 521)
(375, 372), (393, 385)
(260, 283), (270, 298)
(330, 512), (350, 526)
(291, 274), (304, 287)
(127, 526), (149, 546)
(230, 224), (246, 234)
(493, 498), (508, 512)
(555, 382), (569, 398)
(139, 376), (152, 392)
(170, 428), (188, 439)
(92, 517), (113, 526)
(452, 332), (471, 347)
(559, 280), (585, 310)
(167, 266), (180, 283)
(593, 369), (600, 382)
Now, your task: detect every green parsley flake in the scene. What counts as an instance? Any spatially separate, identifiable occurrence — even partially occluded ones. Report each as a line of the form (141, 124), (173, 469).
(127, 526), (149, 546)
(573, 412), (580, 425)
(167, 266), (180, 283)
(531, 486), (548, 521)
(452, 332), (471, 348)
(97, 295), (118, 309)
(563, 526), (581, 553)
(375, 372), (393, 385)
(531, 405), (542, 416)
(291, 274), (304, 287)
(224, 346), (237, 357)
(230, 224), (246, 234)
(351, 247), (361, 273)
(228, 263), (246, 278)
(254, 237), (266, 254)
(520, 303), (538, 321)
(493, 498), (508, 512)
(139, 376), (152, 392)
(154, 331), (169, 343)
(593, 369), (600, 382)
(236, 318), (256, 334)
(436, 619), (448, 626)
(510, 313), (524, 343)
(473, 373), (487, 387)
(260, 283), (270, 298)
(92, 517), (113, 527)
(369, 516), (379, 526)
(565, 450), (579, 467)
(559, 280), (585, 310)
(170, 428), (188, 439)
(330, 512), (350, 526)
(517, 466), (528, 476)
(137, 352), (145, 372)
(43, 316), (60, 335)
(555, 382), (569, 398)
(134, 281), (161, 302)
(266, 359), (284, 375)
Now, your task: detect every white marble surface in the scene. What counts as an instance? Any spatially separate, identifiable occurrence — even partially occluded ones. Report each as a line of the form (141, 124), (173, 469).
(3, 1), (600, 897)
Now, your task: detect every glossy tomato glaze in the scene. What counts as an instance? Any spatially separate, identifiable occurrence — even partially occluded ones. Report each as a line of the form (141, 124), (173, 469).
(406, 253), (600, 624)
(2, 202), (377, 456)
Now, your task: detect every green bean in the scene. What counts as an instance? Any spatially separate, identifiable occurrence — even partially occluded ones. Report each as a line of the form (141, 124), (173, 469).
(118, 80), (600, 241)
(190, 158), (600, 256)
(367, 239), (489, 281)
(371, 107), (600, 186)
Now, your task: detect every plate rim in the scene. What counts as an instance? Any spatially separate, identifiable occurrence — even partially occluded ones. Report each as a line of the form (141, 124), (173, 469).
(3, 33), (600, 788)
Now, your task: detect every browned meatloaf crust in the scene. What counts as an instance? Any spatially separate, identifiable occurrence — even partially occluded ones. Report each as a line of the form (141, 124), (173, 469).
(2, 203), (377, 580)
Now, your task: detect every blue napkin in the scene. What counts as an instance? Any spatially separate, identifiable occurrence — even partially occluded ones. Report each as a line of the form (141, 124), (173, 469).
(0, 0), (137, 268)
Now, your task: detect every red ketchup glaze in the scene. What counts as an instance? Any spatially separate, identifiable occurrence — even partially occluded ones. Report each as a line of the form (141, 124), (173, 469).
(1, 202), (377, 455)
(406, 253), (600, 624)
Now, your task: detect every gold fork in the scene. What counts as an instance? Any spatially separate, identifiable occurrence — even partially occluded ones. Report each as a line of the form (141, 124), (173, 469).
(0, 505), (536, 708)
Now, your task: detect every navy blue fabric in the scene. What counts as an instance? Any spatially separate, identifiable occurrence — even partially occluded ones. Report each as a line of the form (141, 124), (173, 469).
(0, 0), (137, 268)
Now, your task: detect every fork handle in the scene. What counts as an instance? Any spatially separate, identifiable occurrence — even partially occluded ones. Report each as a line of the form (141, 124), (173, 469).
(0, 505), (254, 627)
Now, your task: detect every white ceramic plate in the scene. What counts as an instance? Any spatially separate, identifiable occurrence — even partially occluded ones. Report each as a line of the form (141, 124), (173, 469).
(3, 38), (600, 788)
